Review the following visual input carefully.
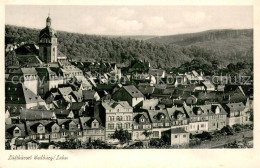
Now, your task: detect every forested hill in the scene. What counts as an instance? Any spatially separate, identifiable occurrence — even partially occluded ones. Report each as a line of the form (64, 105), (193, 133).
(5, 25), (253, 68)
(147, 29), (253, 45)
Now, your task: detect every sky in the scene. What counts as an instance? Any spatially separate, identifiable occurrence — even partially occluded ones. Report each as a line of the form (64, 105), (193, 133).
(5, 5), (253, 36)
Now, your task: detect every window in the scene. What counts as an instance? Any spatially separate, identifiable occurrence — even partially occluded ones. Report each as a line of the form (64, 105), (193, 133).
(153, 131), (159, 138)
(175, 135), (178, 138)
(201, 124), (204, 128)
(52, 133), (57, 138)
(108, 124), (114, 129)
(39, 126), (44, 131)
(183, 135), (186, 138)
(14, 130), (19, 134)
(117, 123), (122, 129)
(44, 47), (47, 57)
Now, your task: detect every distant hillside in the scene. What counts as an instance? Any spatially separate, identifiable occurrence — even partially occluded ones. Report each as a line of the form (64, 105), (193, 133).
(147, 29), (253, 45)
(104, 35), (157, 41)
(5, 25), (253, 68)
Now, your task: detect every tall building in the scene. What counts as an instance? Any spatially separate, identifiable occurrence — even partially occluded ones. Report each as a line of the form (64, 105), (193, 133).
(38, 14), (58, 63)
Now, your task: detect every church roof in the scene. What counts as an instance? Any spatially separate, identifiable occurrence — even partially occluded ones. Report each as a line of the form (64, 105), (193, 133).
(39, 26), (57, 38)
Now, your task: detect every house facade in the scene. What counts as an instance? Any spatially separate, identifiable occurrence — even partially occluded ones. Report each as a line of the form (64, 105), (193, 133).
(171, 128), (190, 146)
(80, 117), (105, 143)
(132, 112), (152, 141)
(112, 85), (145, 107)
(102, 100), (133, 139)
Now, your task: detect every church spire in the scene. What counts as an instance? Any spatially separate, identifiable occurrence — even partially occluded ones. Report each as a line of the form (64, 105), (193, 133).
(46, 9), (51, 27)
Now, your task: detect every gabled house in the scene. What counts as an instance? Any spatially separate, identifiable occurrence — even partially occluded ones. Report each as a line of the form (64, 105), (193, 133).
(148, 68), (166, 78)
(74, 76), (92, 90)
(221, 85), (248, 103)
(101, 100), (133, 139)
(67, 102), (88, 117)
(167, 107), (189, 131)
(132, 112), (152, 141)
(112, 85), (145, 107)
(79, 117), (105, 143)
(5, 124), (26, 140)
(184, 105), (209, 133)
(6, 82), (48, 117)
(10, 139), (39, 150)
(36, 67), (62, 97)
(82, 90), (100, 102)
(207, 104), (227, 131)
(25, 120), (60, 143)
(55, 109), (75, 119)
(137, 83), (155, 98)
(147, 109), (171, 138)
(57, 119), (82, 141)
(202, 80), (215, 91)
(222, 102), (251, 126)
(71, 90), (83, 102)
(58, 87), (76, 103)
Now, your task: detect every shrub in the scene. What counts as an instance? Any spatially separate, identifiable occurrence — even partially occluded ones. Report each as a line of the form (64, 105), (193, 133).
(221, 125), (234, 135)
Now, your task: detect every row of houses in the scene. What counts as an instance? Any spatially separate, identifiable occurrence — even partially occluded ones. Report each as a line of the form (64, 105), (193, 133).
(6, 97), (251, 148)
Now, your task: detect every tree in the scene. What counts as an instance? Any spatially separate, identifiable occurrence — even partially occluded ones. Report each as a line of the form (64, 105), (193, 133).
(232, 124), (243, 132)
(221, 125), (234, 135)
(5, 50), (19, 67)
(142, 130), (153, 140)
(195, 131), (213, 141)
(57, 138), (81, 149)
(84, 139), (113, 149)
(110, 129), (131, 144)
(149, 138), (166, 148)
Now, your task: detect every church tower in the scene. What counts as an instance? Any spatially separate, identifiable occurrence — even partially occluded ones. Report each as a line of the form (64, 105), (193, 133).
(38, 14), (58, 63)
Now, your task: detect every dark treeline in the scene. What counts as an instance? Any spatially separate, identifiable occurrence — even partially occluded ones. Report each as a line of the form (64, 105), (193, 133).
(5, 25), (253, 69)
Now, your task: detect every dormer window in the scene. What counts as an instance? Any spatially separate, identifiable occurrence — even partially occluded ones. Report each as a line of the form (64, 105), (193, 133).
(197, 110), (202, 115)
(62, 124), (65, 129)
(77, 124), (80, 129)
